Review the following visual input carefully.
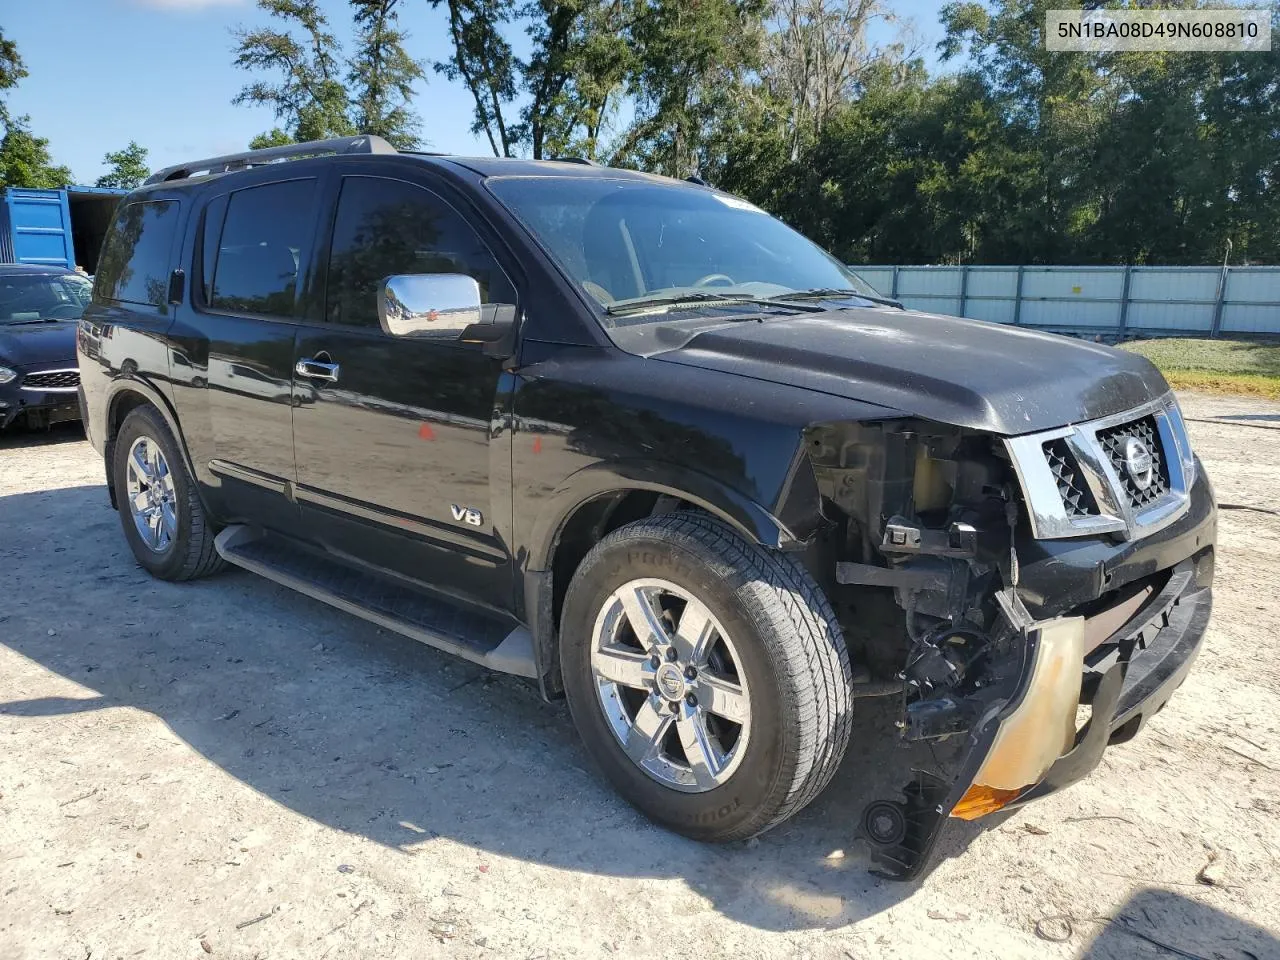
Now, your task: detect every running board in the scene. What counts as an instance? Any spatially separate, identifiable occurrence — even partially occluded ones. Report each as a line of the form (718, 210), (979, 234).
(214, 525), (537, 679)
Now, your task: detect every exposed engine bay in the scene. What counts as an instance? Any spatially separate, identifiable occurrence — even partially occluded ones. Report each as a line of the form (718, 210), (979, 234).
(789, 414), (1213, 879)
(806, 418), (1028, 730)
(801, 419), (1086, 876)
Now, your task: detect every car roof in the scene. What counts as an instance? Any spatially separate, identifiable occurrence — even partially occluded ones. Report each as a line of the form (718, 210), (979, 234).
(125, 148), (700, 206)
(0, 263), (78, 276)
(418, 155), (671, 183)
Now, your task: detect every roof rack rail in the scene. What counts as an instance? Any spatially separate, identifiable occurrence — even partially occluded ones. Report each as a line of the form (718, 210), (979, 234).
(144, 134), (397, 186)
(551, 156), (597, 166)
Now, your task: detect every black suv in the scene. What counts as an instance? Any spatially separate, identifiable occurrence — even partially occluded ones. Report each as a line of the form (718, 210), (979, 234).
(78, 136), (1215, 878)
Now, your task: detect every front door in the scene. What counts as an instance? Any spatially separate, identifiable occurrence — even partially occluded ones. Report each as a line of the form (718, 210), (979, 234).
(290, 173), (518, 612)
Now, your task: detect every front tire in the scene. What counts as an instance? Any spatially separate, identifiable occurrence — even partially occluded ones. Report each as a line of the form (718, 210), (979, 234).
(112, 405), (224, 582)
(561, 512), (854, 841)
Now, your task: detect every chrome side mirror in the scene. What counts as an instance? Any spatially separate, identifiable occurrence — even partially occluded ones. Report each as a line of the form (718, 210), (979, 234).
(378, 274), (482, 338)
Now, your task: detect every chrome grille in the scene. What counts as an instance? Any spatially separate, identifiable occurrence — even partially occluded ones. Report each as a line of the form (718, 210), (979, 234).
(1097, 415), (1168, 508)
(1004, 393), (1196, 542)
(1042, 437), (1096, 517)
(21, 369), (79, 391)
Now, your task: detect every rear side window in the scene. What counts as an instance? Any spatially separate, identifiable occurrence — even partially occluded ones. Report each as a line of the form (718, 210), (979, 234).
(199, 194), (229, 304)
(324, 176), (515, 329)
(207, 178), (316, 319)
(95, 200), (180, 306)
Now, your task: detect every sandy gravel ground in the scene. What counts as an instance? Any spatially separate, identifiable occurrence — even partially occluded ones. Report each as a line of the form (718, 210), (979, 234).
(1, 392), (1277, 960)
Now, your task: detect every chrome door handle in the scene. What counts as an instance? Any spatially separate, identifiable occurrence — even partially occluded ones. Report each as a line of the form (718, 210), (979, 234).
(295, 358), (340, 382)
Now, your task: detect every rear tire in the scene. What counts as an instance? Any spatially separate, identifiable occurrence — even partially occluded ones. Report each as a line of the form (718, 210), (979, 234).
(112, 405), (225, 582)
(561, 511), (854, 841)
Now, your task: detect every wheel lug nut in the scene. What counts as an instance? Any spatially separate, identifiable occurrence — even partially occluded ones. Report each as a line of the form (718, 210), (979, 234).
(666, 648), (679, 662)
(650, 655), (661, 669)
(685, 693), (698, 707)
(684, 666), (697, 680)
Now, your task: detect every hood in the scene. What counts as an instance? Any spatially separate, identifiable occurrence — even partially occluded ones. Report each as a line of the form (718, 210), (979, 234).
(652, 307), (1169, 436)
(0, 321), (79, 369)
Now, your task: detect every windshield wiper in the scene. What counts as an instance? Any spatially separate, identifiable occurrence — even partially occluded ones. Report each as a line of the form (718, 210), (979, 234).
(605, 292), (825, 317)
(769, 287), (904, 309)
(3, 317), (64, 325)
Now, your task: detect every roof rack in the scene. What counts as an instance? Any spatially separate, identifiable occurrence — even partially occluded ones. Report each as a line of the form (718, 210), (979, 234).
(144, 134), (397, 185)
(550, 156), (597, 166)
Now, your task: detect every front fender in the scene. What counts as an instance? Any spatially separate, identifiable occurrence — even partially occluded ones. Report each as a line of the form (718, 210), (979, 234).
(526, 458), (805, 573)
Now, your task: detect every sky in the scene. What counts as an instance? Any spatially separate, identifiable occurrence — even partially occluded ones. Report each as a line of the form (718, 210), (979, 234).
(3, 0), (949, 186)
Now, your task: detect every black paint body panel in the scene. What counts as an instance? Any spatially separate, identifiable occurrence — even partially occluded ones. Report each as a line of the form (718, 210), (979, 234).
(77, 151), (1210, 673)
(650, 308), (1170, 436)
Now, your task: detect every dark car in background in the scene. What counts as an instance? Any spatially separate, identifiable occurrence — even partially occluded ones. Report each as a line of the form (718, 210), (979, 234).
(0, 263), (92, 430)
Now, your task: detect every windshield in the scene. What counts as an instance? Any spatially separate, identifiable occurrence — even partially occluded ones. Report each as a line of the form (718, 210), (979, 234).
(486, 177), (879, 323)
(0, 273), (93, 325)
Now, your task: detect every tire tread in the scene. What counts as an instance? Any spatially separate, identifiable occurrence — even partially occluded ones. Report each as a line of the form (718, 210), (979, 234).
(571, 511), (854, 840)
(116, 406), (225, 582)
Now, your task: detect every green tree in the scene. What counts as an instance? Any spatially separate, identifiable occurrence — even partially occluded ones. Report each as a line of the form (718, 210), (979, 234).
(432, 0), (634, 160)
(433, 0), (519, 156)
(431, 0), (760, 168)
(233, 0), (360, 145)
(233, 0), (424, 149)
(348, 0), (426, 149)
(0, 115), (73, 189)
(0, 27), (27, 127)
(96, 141), (150, 189)
(611, 0), (767, 178)
(763, 0), (910, 156)
(938, 0), (1116, 262)
(0, 31), (73, 188)
(1084, 30), (1280, 265)
(248, 128), (298, 149)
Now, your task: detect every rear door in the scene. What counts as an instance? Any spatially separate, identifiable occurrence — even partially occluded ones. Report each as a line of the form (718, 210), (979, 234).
(168, 176), (322, 531)
(290, 171), (519, 612)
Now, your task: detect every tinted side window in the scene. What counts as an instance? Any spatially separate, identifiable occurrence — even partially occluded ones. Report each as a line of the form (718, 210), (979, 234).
(325, 176), (514, 329)
(95, 200), (180, 306)
(199, 194), (229, 305)
(209, 178), (316, 318)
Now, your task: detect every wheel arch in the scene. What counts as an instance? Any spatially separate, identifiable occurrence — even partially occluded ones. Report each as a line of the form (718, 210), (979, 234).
(102, 378), (200, 512)
(523, 460), (810, 700)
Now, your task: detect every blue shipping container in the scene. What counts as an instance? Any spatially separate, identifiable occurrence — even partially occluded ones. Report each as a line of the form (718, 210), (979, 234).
(0, 185), (127, 273)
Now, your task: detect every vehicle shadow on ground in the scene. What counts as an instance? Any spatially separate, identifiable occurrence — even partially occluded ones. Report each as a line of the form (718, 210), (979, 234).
(0, 483), (993, 933)
(1079, 887), (1277, 960)
(0, 420), (85, 448)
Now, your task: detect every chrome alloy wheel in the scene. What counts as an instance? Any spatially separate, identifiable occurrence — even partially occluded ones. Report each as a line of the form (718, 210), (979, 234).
(124, 435), (177, 552)
(590, 578), (752, 792)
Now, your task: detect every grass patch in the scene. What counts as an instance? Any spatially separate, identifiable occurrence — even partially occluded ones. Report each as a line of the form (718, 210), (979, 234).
(1120, 338), (1280, 400)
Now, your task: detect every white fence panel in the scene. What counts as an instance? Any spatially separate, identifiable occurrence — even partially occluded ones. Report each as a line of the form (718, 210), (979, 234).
(852, 266), (894, 291)
(965, 269), (1019, 298)
(1126, 302), (1214, 332)
(852, 264), (1280, 336)
(1128, 268), (1219, 302)
(1020, 299), (1120, 328)
(1021, 267), (1126, 300)
(966, 299), (1018, 324)
(896, 267), (963, 297)
(1228, 269), (1280, 303)
(1221, 304), (1280, 334)
(899, 295), (962, 315)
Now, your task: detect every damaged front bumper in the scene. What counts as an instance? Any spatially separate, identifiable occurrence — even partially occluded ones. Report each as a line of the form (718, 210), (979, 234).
(865, 544), (1215, 881)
